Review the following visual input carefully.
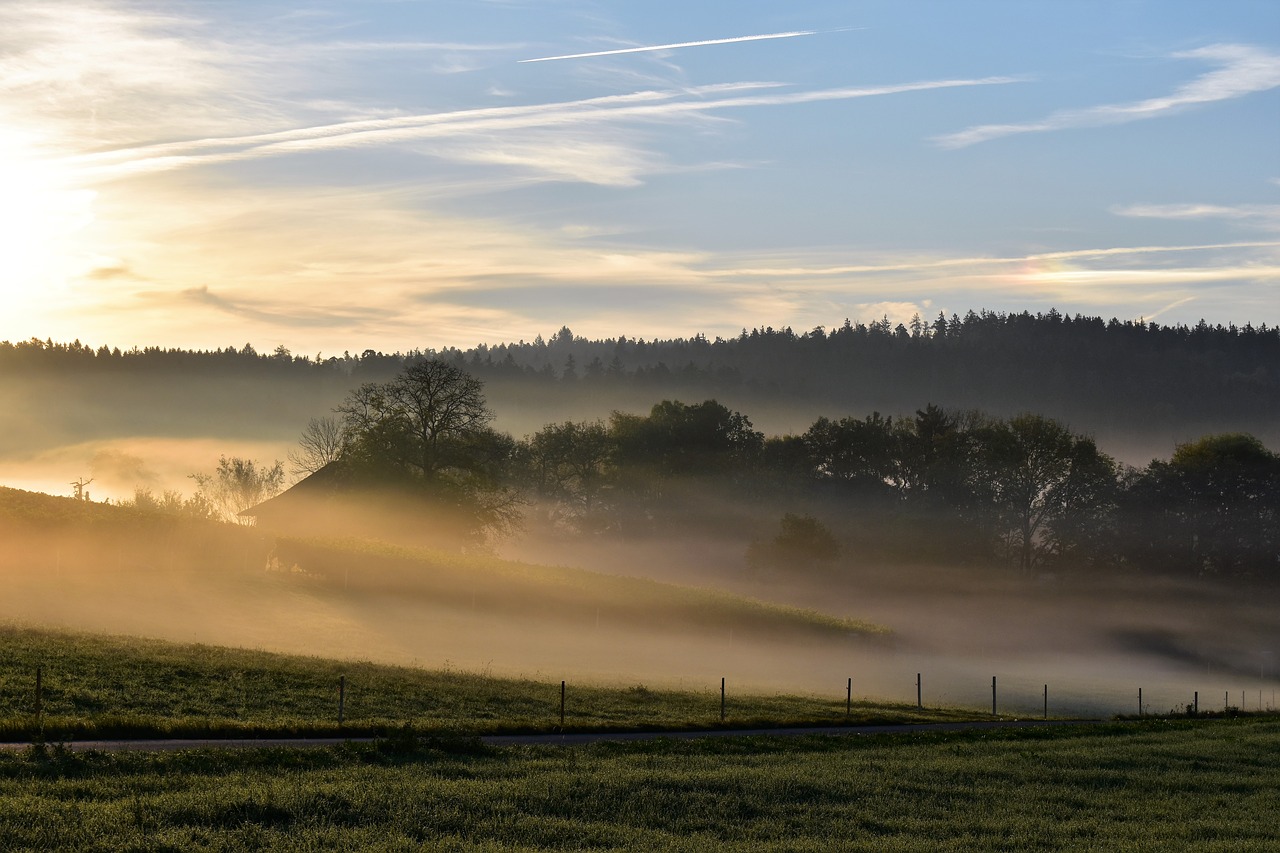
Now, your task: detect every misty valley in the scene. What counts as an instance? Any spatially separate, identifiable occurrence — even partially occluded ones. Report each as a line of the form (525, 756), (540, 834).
(1, 317), (1276, 723)
(0, 318), (1278, 851)
(7, 1), (1280, 844)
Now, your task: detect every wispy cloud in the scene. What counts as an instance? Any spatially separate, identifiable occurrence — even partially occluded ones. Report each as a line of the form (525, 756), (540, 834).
(701, 241), (1280, 278)
(1113, 202), (1280, 230)
(519, 30), (824, 63)
(173, 286), (387, 329)
(59, 177), (1280, 352)
(72, 77), (1017, 183)
(937, 43), (1280, 148)
(0, 1), (277, 147)
(313, 40), (524, 53)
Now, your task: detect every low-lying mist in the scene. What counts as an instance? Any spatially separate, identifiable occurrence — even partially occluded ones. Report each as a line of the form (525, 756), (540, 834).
(2, 490), (1274, 720)
(0, 436), (295, 503)
(502, 524), (1279, 716)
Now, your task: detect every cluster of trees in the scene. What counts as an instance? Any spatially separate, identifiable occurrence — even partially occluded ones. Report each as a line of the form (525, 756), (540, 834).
(288, 358), (1275, 580)
(518, 399), (1278, 582)
(95, 356), (1274, 581)
(114, 457), (286, 524)
(283, 360), (522, 545)
(518, 403), (1112, 569)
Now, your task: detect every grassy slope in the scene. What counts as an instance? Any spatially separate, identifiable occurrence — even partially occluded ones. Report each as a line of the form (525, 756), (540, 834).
(0, 486), (882, 641)
(0, 719), (1277, 851)
(273, 534), (884, 639)
(0, 626), (968, 740)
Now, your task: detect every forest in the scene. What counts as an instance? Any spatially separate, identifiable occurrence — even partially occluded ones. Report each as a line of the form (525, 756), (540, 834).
(3, 310), (1277, 438)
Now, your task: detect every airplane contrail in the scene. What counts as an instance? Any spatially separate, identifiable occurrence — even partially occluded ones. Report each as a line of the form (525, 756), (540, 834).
(519, 30), (822, 63)
(69, 77), (1011, 181)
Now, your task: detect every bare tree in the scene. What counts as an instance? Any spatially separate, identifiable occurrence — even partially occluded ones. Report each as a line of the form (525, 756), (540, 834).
(70, 477), (93, 500)
(288, 416), (346, 479)
(191, 456), (286, 524)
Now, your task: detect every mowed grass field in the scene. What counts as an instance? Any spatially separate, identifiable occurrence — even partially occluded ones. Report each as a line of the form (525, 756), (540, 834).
(0, 626), (976, 741)
(1, 718), (1277, 851)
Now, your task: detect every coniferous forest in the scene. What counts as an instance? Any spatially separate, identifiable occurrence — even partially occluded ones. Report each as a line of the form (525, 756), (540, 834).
(3, 310), (1277, 440)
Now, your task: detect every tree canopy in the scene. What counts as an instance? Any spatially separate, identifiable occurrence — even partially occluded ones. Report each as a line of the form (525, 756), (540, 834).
(324, 360), (521, 544)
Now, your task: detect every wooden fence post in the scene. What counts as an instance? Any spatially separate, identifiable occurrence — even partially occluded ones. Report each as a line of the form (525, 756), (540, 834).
(560, 680), (565, 727)
(338, 675), (345, 726)
(720, 678), (725, 721)
(846, 678), (851, 717)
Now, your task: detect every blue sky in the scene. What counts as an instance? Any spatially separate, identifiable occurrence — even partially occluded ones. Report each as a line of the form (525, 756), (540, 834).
(1, 0), (1277, 352)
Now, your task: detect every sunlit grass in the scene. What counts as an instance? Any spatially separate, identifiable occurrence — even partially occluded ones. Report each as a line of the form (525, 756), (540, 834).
(0, 719), (1276, 850)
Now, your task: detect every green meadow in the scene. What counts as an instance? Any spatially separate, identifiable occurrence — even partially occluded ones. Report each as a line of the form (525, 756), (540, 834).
(0, 626), (968, 741)
(1, 719), (1277, 851)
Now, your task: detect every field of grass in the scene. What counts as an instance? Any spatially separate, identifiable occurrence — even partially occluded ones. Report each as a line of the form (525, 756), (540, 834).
(0, 626), (974, 742)
(1, 718), (1277, 850)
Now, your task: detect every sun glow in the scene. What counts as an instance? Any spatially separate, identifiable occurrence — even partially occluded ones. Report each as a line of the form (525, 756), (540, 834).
(0, 129), (98, 318)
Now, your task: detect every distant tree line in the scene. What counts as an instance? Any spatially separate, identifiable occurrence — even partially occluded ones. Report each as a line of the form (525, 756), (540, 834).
(4, 310), (1277, 430)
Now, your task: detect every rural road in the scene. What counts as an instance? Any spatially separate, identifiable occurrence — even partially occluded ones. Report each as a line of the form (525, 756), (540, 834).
(0, 719), (1105, 753)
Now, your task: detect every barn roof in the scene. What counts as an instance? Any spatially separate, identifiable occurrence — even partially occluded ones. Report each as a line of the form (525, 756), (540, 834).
(238, 461), (349, 519)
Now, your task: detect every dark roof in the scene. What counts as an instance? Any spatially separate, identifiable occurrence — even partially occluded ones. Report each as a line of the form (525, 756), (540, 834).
(238, 461), (349, 518)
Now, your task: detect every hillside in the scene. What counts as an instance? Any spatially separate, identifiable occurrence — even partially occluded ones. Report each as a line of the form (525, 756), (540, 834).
(0, 488), (884, 692)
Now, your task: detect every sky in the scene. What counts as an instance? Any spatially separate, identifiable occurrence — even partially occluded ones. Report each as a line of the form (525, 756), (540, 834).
(1, 0), (1278, 354)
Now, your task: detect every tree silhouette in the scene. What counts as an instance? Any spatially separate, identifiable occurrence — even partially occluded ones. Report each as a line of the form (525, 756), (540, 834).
(746, 513), (840, 577)
(978, 414), (1116, 573)
(288, 416), (345, 479)
(1121, 434), (1280, 578)
(339, 359), (493, 483)
(335, 359), (520, 542)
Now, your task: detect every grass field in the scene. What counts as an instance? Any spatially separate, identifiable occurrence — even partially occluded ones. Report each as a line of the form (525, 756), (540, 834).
(0, 626), (975, 742)
(1, 718), (1277, 850)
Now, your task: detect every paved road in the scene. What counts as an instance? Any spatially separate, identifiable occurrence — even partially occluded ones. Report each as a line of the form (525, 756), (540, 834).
(0, 719), (1105, 753)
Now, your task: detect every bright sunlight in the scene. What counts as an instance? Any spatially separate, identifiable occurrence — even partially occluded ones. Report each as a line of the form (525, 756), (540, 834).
(0, 128), (96, 316)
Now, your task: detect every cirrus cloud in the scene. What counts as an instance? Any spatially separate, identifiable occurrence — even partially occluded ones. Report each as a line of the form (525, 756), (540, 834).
(936, 43), (1280, 148)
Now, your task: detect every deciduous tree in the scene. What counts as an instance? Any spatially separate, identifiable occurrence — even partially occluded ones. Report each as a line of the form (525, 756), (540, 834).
(191, 456), (285, 524)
